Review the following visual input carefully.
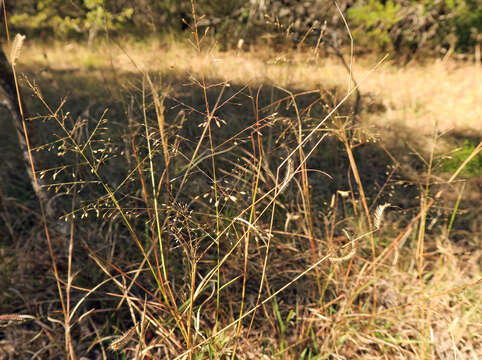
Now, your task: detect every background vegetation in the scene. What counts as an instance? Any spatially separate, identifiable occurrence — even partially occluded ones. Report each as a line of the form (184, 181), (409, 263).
(7, 0), (482, 57)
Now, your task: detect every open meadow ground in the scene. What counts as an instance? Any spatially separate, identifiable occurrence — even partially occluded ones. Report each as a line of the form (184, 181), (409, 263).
(0, 39), (480, 359)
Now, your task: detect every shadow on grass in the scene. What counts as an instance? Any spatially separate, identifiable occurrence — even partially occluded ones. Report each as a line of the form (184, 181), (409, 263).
(18, 64), (478, 223)
(0, 62), (479, 358)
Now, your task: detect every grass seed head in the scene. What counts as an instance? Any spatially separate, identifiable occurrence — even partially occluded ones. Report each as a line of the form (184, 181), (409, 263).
(10, 34), (26, 66)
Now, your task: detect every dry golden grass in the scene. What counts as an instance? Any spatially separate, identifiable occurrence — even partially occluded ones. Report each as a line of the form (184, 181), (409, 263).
(22, 39), (482, 137)
(1, 37), (480, 359)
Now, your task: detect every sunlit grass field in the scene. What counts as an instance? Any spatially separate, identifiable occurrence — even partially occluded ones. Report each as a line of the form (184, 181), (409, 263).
(0, 36), (480, 359)
(23, 39), (482, 132)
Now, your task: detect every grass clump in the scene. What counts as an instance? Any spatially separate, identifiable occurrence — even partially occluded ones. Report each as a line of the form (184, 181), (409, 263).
(440, 139), (482, 177)
(0, 6), (481, 360)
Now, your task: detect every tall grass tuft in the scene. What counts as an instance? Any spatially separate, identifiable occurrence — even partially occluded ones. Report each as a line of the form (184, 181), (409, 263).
(1, 1), (480, 359)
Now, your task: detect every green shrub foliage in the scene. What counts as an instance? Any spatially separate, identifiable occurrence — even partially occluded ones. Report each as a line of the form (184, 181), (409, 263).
(9, 0), (133, 40)
(5, 0), (481, 56)
(347, 0), (482, 56)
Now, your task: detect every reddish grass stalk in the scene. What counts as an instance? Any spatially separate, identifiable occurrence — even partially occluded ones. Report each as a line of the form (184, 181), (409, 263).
(5, 25), (76, 357)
